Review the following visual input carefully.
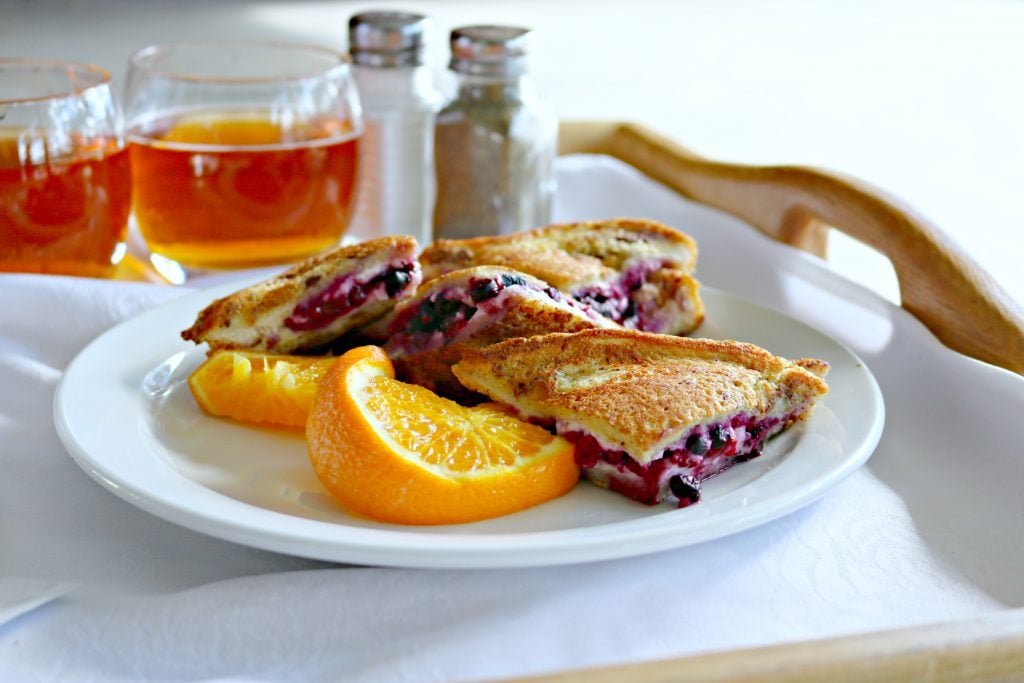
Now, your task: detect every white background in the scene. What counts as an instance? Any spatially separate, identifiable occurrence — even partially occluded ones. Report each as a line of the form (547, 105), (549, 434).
(3, 0), (1023, 307)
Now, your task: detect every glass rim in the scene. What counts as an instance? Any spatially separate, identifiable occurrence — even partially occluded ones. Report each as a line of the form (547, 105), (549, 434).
(127, 40), (353, 85)
(0, 59), (112, 105)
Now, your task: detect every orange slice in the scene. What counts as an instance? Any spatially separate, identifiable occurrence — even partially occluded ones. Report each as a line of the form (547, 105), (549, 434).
(306, 346), (579, 525)
(188, 350), (335, 428)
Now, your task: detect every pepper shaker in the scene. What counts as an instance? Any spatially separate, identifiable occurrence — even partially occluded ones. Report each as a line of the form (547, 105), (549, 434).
(433, 25), (558, 239)
(348, 11), (440, 245)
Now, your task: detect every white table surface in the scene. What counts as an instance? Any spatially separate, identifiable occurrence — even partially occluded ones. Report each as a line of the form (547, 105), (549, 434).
(4, 0), (1023, 308)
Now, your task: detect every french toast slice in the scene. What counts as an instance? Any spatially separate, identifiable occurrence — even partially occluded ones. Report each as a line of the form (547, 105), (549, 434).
(182, 236), (421, 354)
(452, 329), (829, 507)
(375, 266), (620, 399)
(420, 218), (704, 335)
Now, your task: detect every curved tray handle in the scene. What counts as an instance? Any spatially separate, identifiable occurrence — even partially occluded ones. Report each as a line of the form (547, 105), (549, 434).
(560, 121), (1024, 375)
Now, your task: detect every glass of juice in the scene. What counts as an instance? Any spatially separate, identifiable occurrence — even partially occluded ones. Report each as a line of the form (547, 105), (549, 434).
(0, 60), (131, 278)
(124, 42), (362, 282)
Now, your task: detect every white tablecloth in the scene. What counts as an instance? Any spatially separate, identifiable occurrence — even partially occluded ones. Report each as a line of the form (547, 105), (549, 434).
(2, 156), (1021, 682)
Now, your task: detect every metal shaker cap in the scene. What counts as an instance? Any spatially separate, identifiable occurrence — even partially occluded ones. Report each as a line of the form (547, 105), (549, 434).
(449, 25), (531, 77)
(348, 11), (428, 67)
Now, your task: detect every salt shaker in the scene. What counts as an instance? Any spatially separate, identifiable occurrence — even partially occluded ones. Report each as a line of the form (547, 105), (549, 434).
(348, 11), (440, 245)
(433, 25), (558, 240)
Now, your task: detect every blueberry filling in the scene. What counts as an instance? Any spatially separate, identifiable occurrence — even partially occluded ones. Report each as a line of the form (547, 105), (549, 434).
(709, 424), (730, 450)
(285, 262), (416, 332)
(406, 295), (477, 335)
(563, 412), (787, 508)
(394, 274), (563, 342)
(384, 269), (412, 297)
(669, 475), (701, 505)
(576, 291), (622, 321)
(685, 432), (709, 455)
(470, 279), (501, 302)
(573, 259), (667, 329)
(404, 275), (527, 336)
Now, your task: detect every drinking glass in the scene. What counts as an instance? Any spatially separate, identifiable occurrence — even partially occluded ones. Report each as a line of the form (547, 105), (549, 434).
(124, 42), (362, 282)
(0, 60), (130, 277)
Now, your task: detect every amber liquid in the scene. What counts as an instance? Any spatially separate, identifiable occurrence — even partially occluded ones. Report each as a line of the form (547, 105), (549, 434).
(129, 111), (360, 269)
(0, 132), (131, 277)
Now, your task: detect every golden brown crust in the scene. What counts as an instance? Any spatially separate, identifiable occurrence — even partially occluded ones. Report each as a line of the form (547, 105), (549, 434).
(421, 217), (698, 288)
(181, 236), (419, 353)
(795, 358), (830, 378)
(452, 329), (829, 463)
(420, 218), (702, 335)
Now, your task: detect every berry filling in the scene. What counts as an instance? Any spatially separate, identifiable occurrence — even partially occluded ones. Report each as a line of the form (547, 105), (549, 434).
(387, 273), (591, 354)
(285, 262), (417, 332)
(563, 412), (788, 507)
(573, 259), (668, 331)
(405, 293), (478, 338)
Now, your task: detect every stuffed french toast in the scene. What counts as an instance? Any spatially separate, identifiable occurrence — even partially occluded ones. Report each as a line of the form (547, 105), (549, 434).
(368, 266), (620, 399)
(182, 236), (421, 354)
(420, 218), (704, 335)
(452, 329), (829, 507)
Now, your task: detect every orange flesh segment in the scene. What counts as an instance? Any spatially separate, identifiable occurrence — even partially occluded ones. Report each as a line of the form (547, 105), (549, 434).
(188, 350), (335, 428)
(306, 346), (579, 525)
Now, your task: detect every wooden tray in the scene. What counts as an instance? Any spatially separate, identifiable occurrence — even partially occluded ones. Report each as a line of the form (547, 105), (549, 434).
(514, 121), (1024, 683)
(559, 121), (1024, 377)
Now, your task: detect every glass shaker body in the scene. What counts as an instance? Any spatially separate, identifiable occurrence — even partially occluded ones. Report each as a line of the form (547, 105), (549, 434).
(348, 11), (440, 246)
(433, 30), (557, 240)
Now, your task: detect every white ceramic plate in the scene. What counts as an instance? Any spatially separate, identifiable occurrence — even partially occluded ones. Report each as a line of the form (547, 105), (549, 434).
(54, 283), (884, 569)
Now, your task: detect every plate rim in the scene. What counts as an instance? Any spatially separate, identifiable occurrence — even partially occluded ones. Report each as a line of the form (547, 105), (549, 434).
(53, 282), (886, 568)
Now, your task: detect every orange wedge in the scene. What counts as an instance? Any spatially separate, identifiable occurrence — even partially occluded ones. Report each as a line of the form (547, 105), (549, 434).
(306, 346), (579, 525)
(188, 350), (335, 428)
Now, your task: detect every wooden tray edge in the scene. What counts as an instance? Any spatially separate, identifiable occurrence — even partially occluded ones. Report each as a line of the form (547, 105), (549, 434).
(559, 120), (1024, 376)
(508, 607), (1024, 683)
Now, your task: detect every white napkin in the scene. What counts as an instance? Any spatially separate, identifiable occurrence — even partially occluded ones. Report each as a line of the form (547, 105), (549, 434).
(1, 156), (1019, 682)
(0, 578), (77, 626)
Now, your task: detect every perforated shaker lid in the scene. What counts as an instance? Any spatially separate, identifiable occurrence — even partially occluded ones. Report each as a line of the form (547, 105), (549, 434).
(449, 25), (532, 77)
(348, 11), (428, 67)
